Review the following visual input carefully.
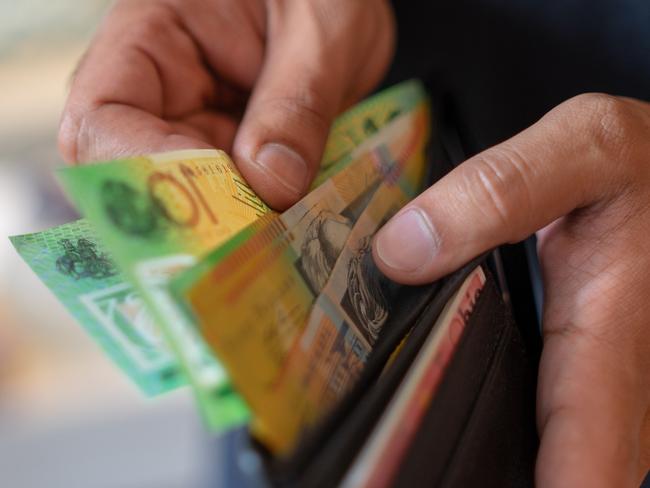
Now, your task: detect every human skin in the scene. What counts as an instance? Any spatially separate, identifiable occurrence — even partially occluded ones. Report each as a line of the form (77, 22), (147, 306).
(59, 1), (649, 486)
(58, 0), (394, 210)
(373, 93), (650, 487)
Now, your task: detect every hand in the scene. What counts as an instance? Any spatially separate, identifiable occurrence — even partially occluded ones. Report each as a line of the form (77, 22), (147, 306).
(58, 0), (394, 209)
(373, 93), (650, 487)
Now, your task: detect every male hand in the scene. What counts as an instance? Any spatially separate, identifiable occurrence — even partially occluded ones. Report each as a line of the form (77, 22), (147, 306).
(58, 0), (394, 209)
(374, 93), (650, 487)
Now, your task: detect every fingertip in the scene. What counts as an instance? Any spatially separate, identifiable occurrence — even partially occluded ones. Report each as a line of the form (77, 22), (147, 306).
(372, 206), (443, 285)
(234, 142), (309, 211)
(232, 119), (324, 210)
(231, 56), (338, 210)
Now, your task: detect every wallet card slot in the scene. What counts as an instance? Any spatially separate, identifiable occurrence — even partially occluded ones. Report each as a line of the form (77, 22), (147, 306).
(391, 271), (510, 487)
(265, 256), (488, 487)
(437, 309), (537, 488)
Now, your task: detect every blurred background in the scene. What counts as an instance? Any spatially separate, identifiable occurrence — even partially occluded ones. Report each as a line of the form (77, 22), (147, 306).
(0, 2), (223, 487)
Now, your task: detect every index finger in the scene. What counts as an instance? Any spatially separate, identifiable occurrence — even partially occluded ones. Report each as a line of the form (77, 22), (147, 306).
(58, 1), (217, 163)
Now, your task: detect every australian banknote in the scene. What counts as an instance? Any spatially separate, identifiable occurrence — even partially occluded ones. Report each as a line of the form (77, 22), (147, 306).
(10, 219), (181, 395)
(12, 79), (429, 431)
(173, 153), (387, 451)
(56, 148), (269, 429)
(315, 79), (426, 187)
(173, 102), (430, 453)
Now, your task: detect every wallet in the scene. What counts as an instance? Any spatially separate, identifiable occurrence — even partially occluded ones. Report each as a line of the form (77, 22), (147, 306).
(215, 92), (542, 488)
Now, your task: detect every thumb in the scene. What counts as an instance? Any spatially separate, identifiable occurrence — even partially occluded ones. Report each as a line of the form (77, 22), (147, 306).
(372, 94), (650, 284)
(233, 0), (392, 210)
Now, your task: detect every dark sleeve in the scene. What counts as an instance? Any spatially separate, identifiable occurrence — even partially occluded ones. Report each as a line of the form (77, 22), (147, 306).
(383, 0), (650, 150)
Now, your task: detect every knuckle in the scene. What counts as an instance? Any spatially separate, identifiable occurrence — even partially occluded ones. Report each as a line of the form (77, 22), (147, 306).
(121, 2), (179, 46)
(561, 93), (638, 161)
(557, 93), (650, 200)
(464, 146), (534, 240)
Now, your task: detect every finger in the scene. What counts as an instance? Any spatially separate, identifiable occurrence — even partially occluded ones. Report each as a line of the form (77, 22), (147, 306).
(175, 0), (266, 89)
(536, 335), (642, 488)
(60, 104), (235, 163)
(373, 93), (650, 284)
(58, 1), (219, 163)
(233, 0), (394, 209)
(535, 223), (650, 487)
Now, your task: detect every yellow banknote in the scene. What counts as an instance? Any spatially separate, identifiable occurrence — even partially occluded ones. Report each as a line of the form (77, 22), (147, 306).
(174, 103), (430, 453)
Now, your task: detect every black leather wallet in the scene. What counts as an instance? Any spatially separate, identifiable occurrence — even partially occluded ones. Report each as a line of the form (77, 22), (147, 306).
(220, 93), (542, 488)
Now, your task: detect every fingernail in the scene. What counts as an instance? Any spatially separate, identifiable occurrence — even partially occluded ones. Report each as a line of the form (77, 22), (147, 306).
(253, 143), (309, 196)
(375, 207), (439, 272)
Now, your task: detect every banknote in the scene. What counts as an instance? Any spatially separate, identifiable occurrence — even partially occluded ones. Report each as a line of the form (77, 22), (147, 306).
(315, 79), (427, 187)
(174, 103), (430, 453)
(12, 80), (428, 429)
(341, 267), (486, 488)
(296, 181), (409, 392)
(10, 219), (181, 395)
(57, 148), (268, 429)
(9, 80), (427, 402)
(53, 81), (428, 426)
(173, 153), (385, 450)
(269, 182), (409, 453)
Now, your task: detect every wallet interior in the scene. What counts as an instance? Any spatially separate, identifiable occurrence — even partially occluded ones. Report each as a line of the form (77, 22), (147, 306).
(232, 92), (540, 488)
(257, 255), (537, 488)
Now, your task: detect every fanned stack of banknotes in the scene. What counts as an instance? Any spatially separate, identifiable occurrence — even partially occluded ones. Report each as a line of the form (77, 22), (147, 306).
(11, 80), (433, 455)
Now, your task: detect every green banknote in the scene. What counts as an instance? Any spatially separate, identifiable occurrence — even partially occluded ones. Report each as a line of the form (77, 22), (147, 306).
(315, 80), (425, 187)
(58, 148), (268, 430)
(10, 219), (182, 395)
